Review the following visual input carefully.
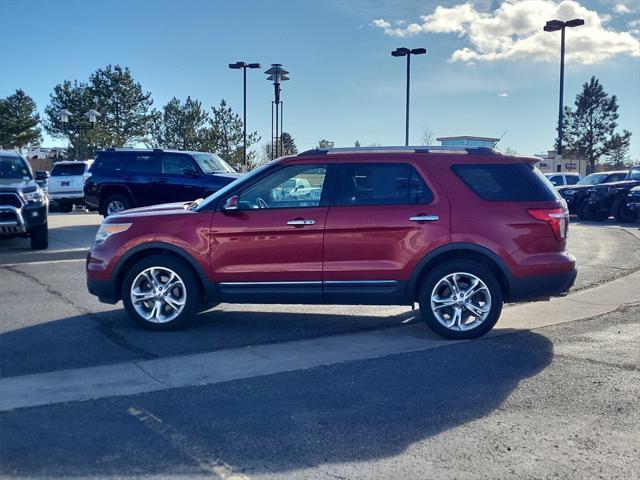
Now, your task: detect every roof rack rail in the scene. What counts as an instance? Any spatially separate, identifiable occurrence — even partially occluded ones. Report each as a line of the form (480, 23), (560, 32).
(297, 145), (501, 156)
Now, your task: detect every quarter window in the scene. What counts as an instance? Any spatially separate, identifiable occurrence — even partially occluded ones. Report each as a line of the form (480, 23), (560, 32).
(238, 165), (327, 209)
(334, 163), (432, 205)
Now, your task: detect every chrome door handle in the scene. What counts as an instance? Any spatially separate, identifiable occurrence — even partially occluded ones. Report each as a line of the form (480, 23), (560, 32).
(410, 215), (439, 222)
(287, 219), (316, 226)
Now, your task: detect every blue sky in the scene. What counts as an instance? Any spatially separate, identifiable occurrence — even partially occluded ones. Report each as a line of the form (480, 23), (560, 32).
(1, 0), (638, 160)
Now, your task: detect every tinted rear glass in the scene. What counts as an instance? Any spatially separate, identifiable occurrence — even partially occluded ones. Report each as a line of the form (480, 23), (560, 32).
(126, 154), (161, 174)
(452, 163), (559, 202)
(92, 152), (126, 172)
(566, 176), (580, 185)
(51, 163), (86, 176)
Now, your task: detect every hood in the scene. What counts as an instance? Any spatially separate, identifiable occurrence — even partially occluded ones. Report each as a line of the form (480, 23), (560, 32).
(209, 172), (242, 181)
(113, 202), (188, 218)
(592, 179), (640, 190)
(0, 178), (35, 190)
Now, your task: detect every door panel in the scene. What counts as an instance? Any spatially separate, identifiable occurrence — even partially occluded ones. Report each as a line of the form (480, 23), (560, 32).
(209, 163), (330, 303)
(323, 163), (450, 303)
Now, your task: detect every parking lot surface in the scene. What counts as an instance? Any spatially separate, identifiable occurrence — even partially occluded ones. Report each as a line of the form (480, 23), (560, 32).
(1, 213), (639, 478)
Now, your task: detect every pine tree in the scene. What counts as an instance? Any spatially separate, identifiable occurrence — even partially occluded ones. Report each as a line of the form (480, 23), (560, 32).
(151, 96), (210, 150)
(0, 89), (42, 150)
(562, 77), (629, 174)
(206, 99), (260, 167)
(605, 130), (632, 168)
(281, 132), (298, 155)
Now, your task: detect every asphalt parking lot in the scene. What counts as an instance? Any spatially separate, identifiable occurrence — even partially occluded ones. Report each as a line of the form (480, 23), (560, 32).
(1, 213), (639, 479)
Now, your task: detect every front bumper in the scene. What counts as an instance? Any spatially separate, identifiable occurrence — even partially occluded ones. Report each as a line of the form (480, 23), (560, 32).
(0, 202), (47, 234)
(507, 269), (577, 302)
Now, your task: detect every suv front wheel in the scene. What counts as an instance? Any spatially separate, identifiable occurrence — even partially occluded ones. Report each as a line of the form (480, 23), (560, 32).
(418, 260), (503, 339)
(122, 255), (199, 330)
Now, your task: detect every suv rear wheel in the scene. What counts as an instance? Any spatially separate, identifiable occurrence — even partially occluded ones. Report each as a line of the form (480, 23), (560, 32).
(418, 260), (503, 339)
(122, 255), (199, 330)
(612, 198), (636, 223)
(102, 194), (130, 217)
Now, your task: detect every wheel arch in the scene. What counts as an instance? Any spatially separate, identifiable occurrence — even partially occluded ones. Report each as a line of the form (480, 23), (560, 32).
(113, 242), (218, 305)
(406, 243), (513, 303)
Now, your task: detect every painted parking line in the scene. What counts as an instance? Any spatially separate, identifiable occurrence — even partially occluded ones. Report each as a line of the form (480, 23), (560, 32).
(1, 270), (638, 413)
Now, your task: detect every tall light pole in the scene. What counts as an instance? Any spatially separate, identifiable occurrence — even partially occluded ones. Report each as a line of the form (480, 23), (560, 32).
(391, 47), (426, 146)
(265, 64), (290, 159)
(544, 18), (584, 157)
(58, 109), (100, 160)
(229, 61), (261, 170)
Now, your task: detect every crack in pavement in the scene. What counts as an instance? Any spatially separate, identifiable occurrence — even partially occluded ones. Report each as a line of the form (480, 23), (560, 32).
(2, 265), (156, 361)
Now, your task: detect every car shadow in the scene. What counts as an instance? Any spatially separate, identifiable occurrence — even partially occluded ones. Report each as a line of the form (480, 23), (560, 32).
(0, 306), (419, 378)
(0, 329), (553, 477)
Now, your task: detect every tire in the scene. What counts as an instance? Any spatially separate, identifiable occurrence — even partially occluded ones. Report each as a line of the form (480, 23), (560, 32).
(612, 198), (636, 223)
(418, 260), (503, 340)
(102, 194), (130, 217)
(58, 203), (73, 213)
(30, 221), (48, 250)
(122, 254), (200, 331)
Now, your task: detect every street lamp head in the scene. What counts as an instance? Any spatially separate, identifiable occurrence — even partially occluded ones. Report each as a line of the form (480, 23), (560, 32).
(85, 109), (101, 125)
(544, 20), (564, 32)
(229, 62), (246, 69)
(391, 47), (410, 57)
(410, 48), (427, 55)
(58, 109), (72, 123)
(265, 64), (289, 84)
(565, 18), (585, 28)
(247, 63), (261, 69)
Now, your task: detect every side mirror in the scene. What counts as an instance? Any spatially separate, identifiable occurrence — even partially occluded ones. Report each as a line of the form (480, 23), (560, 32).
(183, 167), (199, 177)
(35, 170), (49, 181)
(222, 195), (239, 212)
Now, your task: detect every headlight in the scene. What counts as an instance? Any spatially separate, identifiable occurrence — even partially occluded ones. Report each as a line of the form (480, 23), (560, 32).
(94, 223), (132, 246)
(23, 188), (46, 204)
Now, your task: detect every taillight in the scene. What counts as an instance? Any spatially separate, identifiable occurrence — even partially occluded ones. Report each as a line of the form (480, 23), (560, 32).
(528, 207), (569, 241)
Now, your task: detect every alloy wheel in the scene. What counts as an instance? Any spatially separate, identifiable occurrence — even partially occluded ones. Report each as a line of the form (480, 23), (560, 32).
(107, 200), (126, 216)
(430, 272), (492, 332)
(130, 267), (187, 323)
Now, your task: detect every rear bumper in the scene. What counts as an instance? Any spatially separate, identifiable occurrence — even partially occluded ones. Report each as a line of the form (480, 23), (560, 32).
(48, 192), (85, 201)
(507, 269), (577, 302)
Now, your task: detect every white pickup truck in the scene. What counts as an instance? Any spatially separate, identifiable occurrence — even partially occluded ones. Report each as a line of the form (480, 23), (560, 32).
(47, 160), (92, 212)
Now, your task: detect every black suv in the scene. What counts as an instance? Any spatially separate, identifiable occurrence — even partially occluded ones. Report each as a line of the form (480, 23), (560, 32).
(557, 170), (628, 219)
(0, 151), (48, 249)
(585, 166), (640, 222)
(84, 149), (240, 216)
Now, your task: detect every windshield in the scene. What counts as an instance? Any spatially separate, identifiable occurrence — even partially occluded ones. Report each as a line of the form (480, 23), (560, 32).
(193, 153), (236, 174)
(0, 155), (32, 179)
(629, 167), (640, 180)
(577, 174), (607, 186)
(195, 162), (274, 211)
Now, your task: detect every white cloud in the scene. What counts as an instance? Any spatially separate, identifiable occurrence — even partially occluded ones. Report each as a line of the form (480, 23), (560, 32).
(372, 0), (640, 64)
(613, 4), (631, 14)
(498, 92), (509, 97)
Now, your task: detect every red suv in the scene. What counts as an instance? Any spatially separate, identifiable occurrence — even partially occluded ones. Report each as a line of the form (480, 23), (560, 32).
(86, 146), (576, 339)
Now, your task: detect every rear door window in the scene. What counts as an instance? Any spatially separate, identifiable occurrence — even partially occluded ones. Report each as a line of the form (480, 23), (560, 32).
(565, 176), (580, 185)
(452, 163), (559, 201)
(51, 163), (86, 176)
(162, 154), (196, 175)
(125, 154), (161, 174)
(334, 164), (433, 205)
(547, 175), (563, 186)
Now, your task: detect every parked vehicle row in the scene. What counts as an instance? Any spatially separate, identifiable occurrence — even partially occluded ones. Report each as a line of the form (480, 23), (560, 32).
(87, 146), (576, 340)
(556, 167), (639, 222)
(0, 151), (49, 249)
